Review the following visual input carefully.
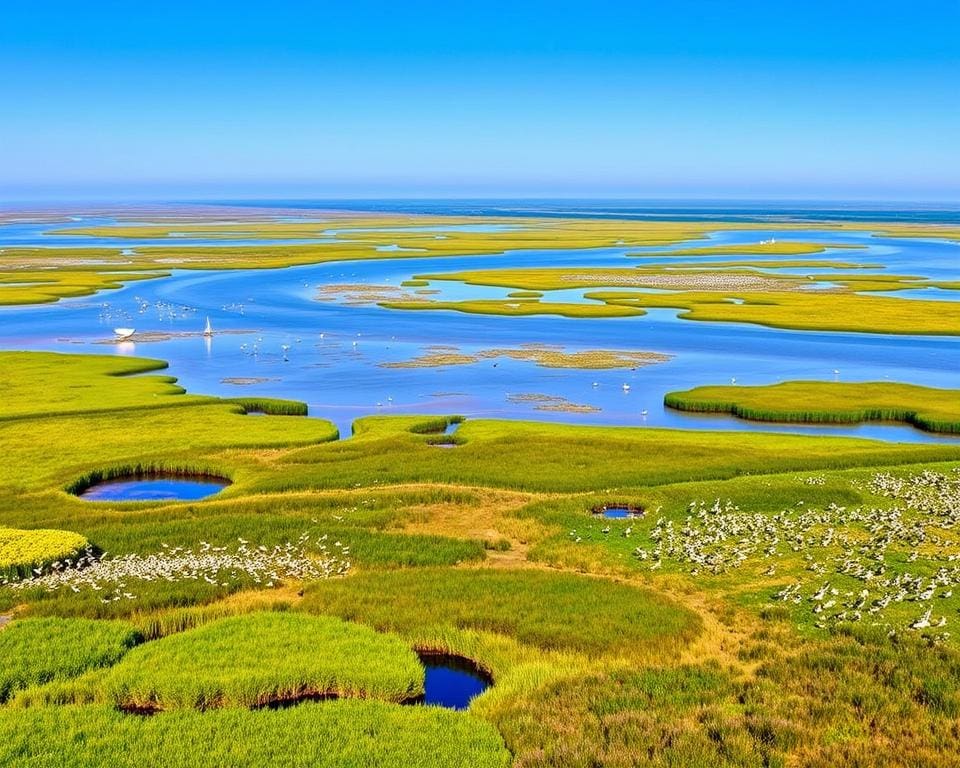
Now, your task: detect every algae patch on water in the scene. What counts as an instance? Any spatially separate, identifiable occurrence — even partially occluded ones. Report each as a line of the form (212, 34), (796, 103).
(382, 345), (671, 370)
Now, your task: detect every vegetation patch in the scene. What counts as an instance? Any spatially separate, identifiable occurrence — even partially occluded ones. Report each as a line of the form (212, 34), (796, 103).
(103, 613), (423, 710)
(271, 417), (960, 494)
(0, 352), (203, 421)
(224, 397), (309, 416)
(381, 344), (671, 370)
(506, 393), (600, 413)
(301, 568), (700, 655)
(317, 283), (421, 304)
(630, 240), (865, 258)
(390, 264), (960, 335)
(0, 702), (511, 767)
(0, 353), (338, 493)
(0, 527), (89, 582)
(0, 617), (140, 702)
(665, 380), (960, 433)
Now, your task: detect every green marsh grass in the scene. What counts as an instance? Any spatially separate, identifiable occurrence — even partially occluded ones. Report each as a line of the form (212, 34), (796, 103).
(272, 417), (960, 494)
(388, 263), (960, 336)
(6, 351), (960, 765)
(103, 613), (423, 710)
(3, 215), (816, 308)
(665, 380), (960, 433)
(0, 702), (511, 768)
(0, 617), (140, 702)
(301, 568), (701, 656)
(225, 397), (310, 416)
(631, 240), (864, 257)
(0, 352), (204, 420)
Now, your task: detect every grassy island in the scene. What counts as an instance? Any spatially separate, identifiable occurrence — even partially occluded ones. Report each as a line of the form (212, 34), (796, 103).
(665, 381), (960, 433)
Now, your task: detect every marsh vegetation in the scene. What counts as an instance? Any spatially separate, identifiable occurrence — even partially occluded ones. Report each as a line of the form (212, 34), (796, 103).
(2, 210), (960, 765)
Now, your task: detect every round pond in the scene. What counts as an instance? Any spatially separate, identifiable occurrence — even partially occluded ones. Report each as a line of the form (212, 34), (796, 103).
(77, 474), (230, 502)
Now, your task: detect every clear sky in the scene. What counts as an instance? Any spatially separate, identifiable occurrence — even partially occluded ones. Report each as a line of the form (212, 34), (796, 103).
(2, 1), (958, 201)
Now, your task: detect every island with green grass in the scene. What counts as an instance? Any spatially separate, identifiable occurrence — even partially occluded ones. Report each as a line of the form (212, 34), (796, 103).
(665, 381), (960, 433)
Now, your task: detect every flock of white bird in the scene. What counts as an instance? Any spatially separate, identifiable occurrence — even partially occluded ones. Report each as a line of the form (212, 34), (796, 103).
(626, 468), (960, 638)
(98, 297), (198, 325)
(2, 533), (350, 603)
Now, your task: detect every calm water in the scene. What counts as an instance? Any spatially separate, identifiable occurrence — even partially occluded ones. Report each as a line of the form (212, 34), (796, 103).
(78, 476), (230, 502)
(419, 655), (491, 710)
(216, 198), (960, 225)
(596, 506), (639, 519)
(1, 210), (959, 444)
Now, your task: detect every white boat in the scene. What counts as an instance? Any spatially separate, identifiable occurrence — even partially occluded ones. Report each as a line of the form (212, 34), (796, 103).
(114, 328), (136, 340)
(203, 317), (213, 337)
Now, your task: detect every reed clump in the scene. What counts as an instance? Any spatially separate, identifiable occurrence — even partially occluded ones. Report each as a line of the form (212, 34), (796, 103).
(226, 397), (310, 416)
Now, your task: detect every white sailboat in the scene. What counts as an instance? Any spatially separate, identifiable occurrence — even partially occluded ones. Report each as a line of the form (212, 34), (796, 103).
(114, 327), (136, 340)
(203, 317), (213, 337)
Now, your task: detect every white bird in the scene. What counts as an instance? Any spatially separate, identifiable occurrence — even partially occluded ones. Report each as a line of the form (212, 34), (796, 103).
(912, 608), (933, 630)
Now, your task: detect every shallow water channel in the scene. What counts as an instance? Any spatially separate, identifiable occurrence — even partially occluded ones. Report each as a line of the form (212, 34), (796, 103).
(3, 217), (959, 444)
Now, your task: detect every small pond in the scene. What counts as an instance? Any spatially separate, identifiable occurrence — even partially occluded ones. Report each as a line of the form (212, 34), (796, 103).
(245, 653), (491, 712)
(77, 474), (230, 502)
(592, 503), (644, 519)
(417, 653), (492, 710)
(427, 419), (463, 448)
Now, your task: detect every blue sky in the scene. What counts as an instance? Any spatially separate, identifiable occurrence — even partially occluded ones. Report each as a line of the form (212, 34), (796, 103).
(2, 1), (958, 200)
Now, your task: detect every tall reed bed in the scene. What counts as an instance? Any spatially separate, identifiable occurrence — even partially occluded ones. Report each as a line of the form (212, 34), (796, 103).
(225, 397), (310, 416)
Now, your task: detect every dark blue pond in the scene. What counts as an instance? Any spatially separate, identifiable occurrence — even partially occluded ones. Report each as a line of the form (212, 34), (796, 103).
(78, 475), (230, 502)
(419, 654), (491, 710)
(257, 653), (492, 711)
